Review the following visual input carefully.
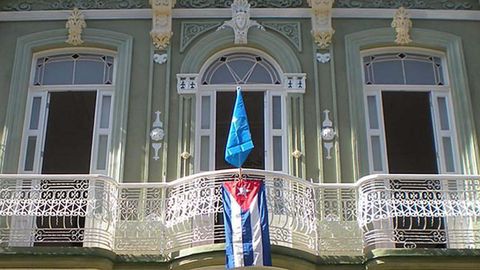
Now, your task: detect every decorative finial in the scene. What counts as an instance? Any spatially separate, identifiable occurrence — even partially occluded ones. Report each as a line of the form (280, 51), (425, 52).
(66, 8), (86, 45)
(392, 7), (412, 45)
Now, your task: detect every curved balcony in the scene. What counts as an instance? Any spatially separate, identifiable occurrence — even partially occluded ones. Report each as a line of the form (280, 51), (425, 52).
(0, 171), (479, 258)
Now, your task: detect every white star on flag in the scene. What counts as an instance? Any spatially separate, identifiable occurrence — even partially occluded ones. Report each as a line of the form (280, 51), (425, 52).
(237, 185), (250, 197)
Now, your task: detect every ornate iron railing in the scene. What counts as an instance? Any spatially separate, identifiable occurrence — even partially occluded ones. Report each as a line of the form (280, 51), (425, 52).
(0, 171), (479, 256)
(358, 174), (480, 250)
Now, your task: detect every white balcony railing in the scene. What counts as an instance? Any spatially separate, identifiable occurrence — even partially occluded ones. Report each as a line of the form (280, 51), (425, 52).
(0, 171), (479, 257)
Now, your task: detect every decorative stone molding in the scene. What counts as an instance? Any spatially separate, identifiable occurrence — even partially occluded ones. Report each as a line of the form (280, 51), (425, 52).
(263, 22), (302, 51)
(180, 22), (221, 52)
(284, 73), (306, 93)
(316, 52), (330, 63)
(153, 53), (168, 64)
(65, 8), (86, 45)
(1, 0), (478, 11)
(335, 0), (476, 10)
(320, 110), (336, 160)
(180, 151), (191, 160)
(150, 111), (165, 161)
(150, 0), (175, 50)
(391, 7), (412, 45)
(292, 149), (303, 159)
(217, 0), (265, 44)
(176, 0), (307, 8)
(308, 0), (335, 49)
(177, 73), (198, 93)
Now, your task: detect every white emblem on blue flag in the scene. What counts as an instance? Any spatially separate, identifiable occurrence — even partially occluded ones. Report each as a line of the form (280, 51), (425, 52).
(224, 87), (254, 168)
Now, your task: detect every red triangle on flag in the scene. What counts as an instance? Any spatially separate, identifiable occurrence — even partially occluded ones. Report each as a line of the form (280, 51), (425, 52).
(223, 179), (262, 212)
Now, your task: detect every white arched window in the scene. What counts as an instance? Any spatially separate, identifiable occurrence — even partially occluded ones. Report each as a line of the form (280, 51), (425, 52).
(362, 48), (458, 175)
(195, 51), (288, 173)
(19, 49), (116, 175)
(177, 48), (305, 176)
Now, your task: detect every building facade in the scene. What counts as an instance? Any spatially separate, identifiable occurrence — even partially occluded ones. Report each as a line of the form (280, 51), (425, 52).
(0, 0), (480, 269)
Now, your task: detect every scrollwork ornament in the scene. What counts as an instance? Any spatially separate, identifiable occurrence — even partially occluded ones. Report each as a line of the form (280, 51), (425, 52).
(65, 8), (86, 46)
(292, 149), (303, 159)
(180, 22), (221, 52)
(180, 151), (191, 160)
(153, 53), (168, 64)
(335, 0), (475, 9)
(391, 7), (412, 45)
(316, 52), (331, 63)
(175, 0), (305, 8)
(263, 22), (302, 51)
(1, 0), (150, 11)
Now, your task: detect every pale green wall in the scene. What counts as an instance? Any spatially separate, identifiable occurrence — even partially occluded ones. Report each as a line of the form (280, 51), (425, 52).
(0, 17), (479, 183)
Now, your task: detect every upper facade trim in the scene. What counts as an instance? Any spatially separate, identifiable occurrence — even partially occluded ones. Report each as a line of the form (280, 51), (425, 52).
(1, 8), (480, 21)
(1, 0), (478, 11)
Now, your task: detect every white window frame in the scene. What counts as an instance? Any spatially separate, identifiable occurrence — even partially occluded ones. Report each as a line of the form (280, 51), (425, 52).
(18, 48), (117, 176)
(361, 47), (460, 174)
(194, 49), (292, 173)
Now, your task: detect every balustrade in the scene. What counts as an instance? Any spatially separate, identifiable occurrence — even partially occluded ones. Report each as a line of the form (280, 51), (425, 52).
(0, 171), (478, 256)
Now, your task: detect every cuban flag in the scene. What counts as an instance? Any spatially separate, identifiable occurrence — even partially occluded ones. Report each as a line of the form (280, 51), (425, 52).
(222, 179), (272, 268)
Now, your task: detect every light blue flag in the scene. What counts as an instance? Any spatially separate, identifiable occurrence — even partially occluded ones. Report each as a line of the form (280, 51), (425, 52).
(225, 87), (254, 168)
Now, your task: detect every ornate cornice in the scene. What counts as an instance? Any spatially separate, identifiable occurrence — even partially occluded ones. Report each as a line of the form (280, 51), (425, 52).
(176, 0), (305, 8)
(1, 0), (478, 11)
(1, 0), (149, 11)
(335, 0), (477, 9)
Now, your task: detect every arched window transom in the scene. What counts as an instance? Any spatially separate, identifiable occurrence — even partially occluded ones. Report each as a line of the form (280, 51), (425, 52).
(34, 53), (114, 86)
(363, 52), (444, 86)
(201, 53), (281, 85)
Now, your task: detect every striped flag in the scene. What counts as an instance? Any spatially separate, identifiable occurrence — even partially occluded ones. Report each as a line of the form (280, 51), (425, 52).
(222, 179), (272, 268)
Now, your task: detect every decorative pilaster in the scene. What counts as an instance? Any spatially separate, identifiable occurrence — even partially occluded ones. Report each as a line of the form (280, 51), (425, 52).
(65, 8), (86, 45)
(217, 0), (265, 44)
(308, 0), (335, 49)
(391, 7), (412, 45)
(150, 0), (175, 50)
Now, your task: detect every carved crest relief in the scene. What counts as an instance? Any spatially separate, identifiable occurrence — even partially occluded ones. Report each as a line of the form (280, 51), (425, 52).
(217, 0), (265, 44)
